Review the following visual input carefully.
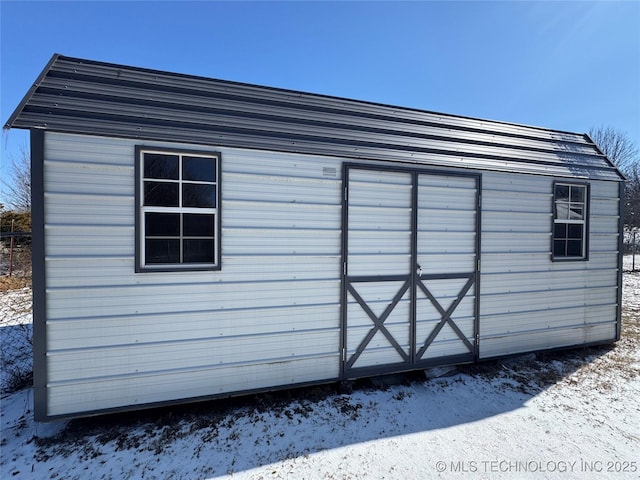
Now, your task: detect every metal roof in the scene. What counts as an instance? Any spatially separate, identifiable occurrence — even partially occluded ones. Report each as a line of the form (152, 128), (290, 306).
(5, 54), (623, 181)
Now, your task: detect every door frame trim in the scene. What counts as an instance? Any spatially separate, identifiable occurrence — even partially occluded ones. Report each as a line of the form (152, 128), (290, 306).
(340, 162), (482, 380)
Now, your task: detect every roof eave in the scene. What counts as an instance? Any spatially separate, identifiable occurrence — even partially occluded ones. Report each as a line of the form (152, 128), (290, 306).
(583, 133), (627, 181)
(4, 53), (61, 131)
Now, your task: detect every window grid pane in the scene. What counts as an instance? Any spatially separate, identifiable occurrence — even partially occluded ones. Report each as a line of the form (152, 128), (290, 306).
(553, 184), (587, 260)
(140, 149), (219, 269)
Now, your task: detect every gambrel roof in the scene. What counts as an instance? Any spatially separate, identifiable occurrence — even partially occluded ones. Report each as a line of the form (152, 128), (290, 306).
(6, 53), (623, 181)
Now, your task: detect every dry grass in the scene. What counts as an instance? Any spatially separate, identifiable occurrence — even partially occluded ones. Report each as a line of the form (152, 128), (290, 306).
(0, 275), (32, 293)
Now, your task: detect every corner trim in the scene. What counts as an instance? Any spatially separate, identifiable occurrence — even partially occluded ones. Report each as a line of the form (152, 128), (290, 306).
(30, 128), (48, 421)
(616, 181), (624, 340)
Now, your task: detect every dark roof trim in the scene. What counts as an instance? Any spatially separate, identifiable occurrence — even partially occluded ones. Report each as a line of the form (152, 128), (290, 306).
(4, 54), (61, 131)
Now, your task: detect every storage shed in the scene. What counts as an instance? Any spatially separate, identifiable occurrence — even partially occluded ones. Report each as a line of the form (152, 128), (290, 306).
(5, 54), (624, 421)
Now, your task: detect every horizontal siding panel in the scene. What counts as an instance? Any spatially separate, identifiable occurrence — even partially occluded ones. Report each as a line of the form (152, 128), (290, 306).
(48, 329), (340, 383)
(45, 193), (133, 226)
(225, 149), (343, 180)
(419, 253), (477, 274)
(223, 172), (341, 205)
(348, 184), (412, 208)
(347, 254), (412, 276)
(480, 323), (617, 358)
(418, 209), (477, 231)
(348, 206), (412, 230)
(481, 232), (551, 253)
(47, 279), (340, 320)
(348, 231), (411, 254)
(590, 181), (620, 198)
(481, 269), (618, 295)
(590, 233), (619, 252)
(45, 162), (134, 195)
(591, 215), (620, 234)
(483, 212), (551, 233)
(223, 201), (340, 230)
(482, 190), (551, 213)
(348, 169), (413, 185)
(46, 225), (133, 257)
(46, 135), (134, 166)
(418, 277), (476, 301)
(417, 188), (476, 210)
(480, 286), (617, 316)
(418, 175), (477, 189)
(480, 252), (619, 273)
(48, 304), (341, 349)
(417, 232), (476, 254)
(347, 280), (410, 304)
(222, 228), (340, 255)
(480, 304), (617, 338)
(482, 172), (554, 194)
(46, 355), (340, 417)
(46, 255), (339, 287)
(348, 347), (406, 369)
(421, 340), (472, 359)
(590, 197), (619, 216)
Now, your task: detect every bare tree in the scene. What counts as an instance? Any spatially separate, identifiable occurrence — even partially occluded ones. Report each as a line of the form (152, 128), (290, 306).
(624, 162), (640, 228)
(589, 127), (640, 228)
(589, 126), (639, 176)
(1, 144), (31, 212)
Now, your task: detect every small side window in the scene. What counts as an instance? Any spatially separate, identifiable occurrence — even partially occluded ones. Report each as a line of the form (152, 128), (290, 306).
(136, 146), (221, 272)
(552, 183), (588, 260)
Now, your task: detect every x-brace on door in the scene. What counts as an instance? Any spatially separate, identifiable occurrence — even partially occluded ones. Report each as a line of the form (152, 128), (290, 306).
(341, 164), (480, 379)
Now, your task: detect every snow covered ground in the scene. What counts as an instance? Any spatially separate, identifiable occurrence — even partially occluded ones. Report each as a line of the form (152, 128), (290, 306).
(1, 263), (639, 479)
(0, 286), (32, 393)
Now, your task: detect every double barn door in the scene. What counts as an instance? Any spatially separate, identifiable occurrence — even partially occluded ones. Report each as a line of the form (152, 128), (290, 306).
(342, 165), (480, 378)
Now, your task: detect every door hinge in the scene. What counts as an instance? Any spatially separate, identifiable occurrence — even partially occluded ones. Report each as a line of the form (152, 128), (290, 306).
(342, 347), (346, 362)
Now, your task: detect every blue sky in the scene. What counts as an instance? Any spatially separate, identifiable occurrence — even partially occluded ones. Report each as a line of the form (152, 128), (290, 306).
(1, 0), (639, 200)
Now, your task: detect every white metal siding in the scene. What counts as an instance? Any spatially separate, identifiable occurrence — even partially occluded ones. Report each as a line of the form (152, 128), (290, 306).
(416, 175), (477, 358)
(345, 169), (413, 368)
(479, 172), (619, 358)
(43, 132), (343, 417)
(40, 132), (621, 418)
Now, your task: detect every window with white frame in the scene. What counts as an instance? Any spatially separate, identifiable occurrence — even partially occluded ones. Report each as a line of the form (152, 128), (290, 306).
(552, 183), (588, 260)
(136, 147), (220, 271)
